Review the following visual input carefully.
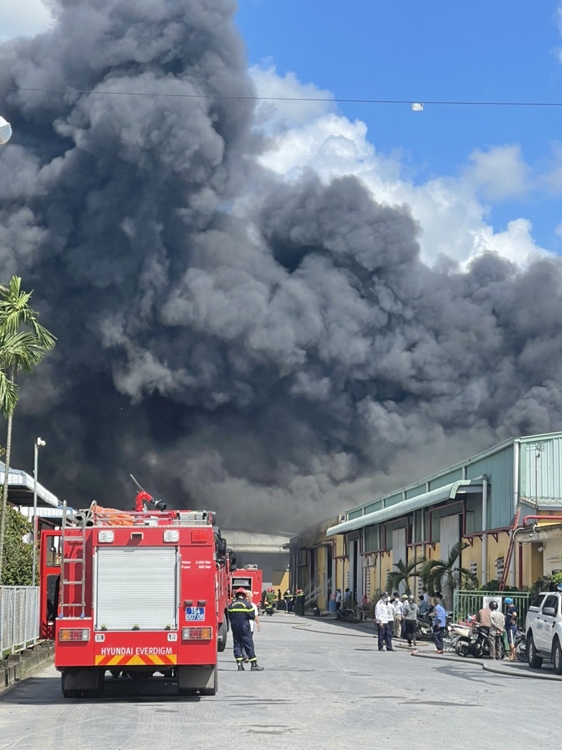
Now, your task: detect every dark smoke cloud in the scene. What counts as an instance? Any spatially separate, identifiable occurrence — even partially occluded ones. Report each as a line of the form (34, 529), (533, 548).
(1, 0), (562, 532)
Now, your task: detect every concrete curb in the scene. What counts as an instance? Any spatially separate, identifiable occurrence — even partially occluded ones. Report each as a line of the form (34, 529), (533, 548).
(412, 649), (562, 681)
(0, 641), (54, 697)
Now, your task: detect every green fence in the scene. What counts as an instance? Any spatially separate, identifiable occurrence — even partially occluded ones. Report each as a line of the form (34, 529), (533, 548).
(452, 590), (530, 624)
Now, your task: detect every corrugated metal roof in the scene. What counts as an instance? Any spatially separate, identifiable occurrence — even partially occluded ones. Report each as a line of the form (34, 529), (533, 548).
(326, 480), (478, 537)
(0, 461), (60, 508)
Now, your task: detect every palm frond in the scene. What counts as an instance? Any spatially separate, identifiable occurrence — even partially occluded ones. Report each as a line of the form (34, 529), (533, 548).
(386, 556), (426, 595)
(0, 370), (18, 417)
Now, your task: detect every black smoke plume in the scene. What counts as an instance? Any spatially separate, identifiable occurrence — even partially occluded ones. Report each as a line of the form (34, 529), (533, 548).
(1, 0), (561, 531)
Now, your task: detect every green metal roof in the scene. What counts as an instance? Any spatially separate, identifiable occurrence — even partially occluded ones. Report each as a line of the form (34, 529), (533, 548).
(326, 480), (480, 537)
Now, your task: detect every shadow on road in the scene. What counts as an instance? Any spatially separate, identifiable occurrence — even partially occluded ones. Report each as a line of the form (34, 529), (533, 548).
(1, 675), (204, 705)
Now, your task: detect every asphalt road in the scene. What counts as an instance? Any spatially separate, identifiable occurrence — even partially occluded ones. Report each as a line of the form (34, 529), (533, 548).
(0, 616), (557, 750)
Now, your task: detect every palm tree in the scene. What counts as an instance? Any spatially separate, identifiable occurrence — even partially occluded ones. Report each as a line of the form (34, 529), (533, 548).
(0, 277), (56, 583)
(419, 541), (477, 609)
(386, 555), (426, 595)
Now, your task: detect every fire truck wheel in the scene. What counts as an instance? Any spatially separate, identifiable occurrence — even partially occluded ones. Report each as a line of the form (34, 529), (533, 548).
(217, 622), (227, 652)
(199, 666), (218, 697)
(178, 687), (198, 696)
(62, 688), (82, 699)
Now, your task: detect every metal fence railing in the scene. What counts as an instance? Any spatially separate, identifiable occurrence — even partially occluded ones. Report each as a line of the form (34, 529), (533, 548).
(453, 590), (530, 624)
(0, 586), (40, 656)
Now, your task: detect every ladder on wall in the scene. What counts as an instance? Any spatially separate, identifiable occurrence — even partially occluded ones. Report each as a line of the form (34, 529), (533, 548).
(499, 507), (521, 591)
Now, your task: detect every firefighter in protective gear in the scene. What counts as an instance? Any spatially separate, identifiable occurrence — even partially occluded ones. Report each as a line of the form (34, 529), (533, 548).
(228, 588), (264, 671)
(265, 587), (276, 616)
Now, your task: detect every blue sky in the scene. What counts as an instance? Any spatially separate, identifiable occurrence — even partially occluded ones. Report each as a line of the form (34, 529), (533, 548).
(236, 0), (562, 254)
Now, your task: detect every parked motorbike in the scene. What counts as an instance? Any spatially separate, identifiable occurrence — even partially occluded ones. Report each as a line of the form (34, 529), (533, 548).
(455, 625), (505, 659)
(336, 607), (355, 621)
(415, 614), (434, 640)
(513, 629), (527, 662)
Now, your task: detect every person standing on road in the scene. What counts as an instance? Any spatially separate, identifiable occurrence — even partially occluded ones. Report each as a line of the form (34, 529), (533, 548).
(242, 590), (261, 662)
(375, 592), (394, 651)
(403, 594), (419, 647)
(295, 588), (305, 616)
(432, 597), (447, 654)
(265, 587), (276, 616)
(335, 588), (342, 612)
(284, 588), (293, 614)
(418, 594), (430, 616)
(228, 587), (264, 671)
(489, 600), (505, 660)
(386, 594), (395, 635)
(393, 593), (404, 638)
(504, 597), (518, 661)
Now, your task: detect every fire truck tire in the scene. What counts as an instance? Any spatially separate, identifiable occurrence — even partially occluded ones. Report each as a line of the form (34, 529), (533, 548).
(199, 666), (218, 696)
(217, 622), (227, 652)
(62, 688), (82, 699)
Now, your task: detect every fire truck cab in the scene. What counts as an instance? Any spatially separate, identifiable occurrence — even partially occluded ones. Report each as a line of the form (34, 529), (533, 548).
(230, 564), (263, 608)
(45, 505), (225, 698)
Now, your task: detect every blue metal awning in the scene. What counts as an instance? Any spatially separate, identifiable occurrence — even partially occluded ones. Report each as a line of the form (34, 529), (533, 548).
(326, 480), (481, 537)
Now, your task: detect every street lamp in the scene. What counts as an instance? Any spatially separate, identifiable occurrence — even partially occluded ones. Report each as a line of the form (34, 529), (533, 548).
(31, 437), (46, 586)
(0, 116), (12, 145)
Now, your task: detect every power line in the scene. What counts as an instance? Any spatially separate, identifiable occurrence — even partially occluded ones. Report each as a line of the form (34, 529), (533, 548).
(2, 85), (562, 107)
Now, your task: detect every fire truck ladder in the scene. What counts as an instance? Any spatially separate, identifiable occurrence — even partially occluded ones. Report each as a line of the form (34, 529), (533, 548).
(498, 507), (521, 591)
(59, 501), (87, 619)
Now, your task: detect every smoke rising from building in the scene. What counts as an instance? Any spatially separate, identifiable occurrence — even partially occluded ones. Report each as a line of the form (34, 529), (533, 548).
(1, 0), (562, 530)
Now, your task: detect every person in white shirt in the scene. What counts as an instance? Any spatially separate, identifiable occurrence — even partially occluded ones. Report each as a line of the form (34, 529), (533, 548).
(392, 594), (404, 638)
(375, 592), (394, 652)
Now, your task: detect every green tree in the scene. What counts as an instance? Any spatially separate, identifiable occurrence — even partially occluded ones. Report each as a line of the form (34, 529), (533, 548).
(386, 556), (426, 595)
(420, 541), (477, 608)
(0, 504), (34, 585)
(0, 277), (56, 583)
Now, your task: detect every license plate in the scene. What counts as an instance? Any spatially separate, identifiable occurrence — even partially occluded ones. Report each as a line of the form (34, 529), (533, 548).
(185, 607), (205, 622)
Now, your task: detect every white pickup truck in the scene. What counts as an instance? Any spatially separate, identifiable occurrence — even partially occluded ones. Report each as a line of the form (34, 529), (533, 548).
(525, 591), (562, 673)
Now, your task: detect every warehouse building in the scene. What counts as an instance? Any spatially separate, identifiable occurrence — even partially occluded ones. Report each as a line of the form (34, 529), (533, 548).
(289, 431), (562, 609)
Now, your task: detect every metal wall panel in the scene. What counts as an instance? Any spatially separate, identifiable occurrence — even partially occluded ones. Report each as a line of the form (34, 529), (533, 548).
(466, 444), (514, 530)
(520, 436), (562, 503)
(429, 469), (463, 491)
(96, 548), (177, 631)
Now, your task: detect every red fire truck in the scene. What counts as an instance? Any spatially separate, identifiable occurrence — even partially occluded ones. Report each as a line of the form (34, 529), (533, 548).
(41, 503), (228, 698)
(230, 564), (263, 607)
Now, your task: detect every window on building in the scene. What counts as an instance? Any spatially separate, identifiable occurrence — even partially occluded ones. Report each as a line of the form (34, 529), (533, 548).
(364, 525), (380, 552)
(465, 495), (483, 534)
(385, 527), (393, 551)
(297, 548), (307, 566)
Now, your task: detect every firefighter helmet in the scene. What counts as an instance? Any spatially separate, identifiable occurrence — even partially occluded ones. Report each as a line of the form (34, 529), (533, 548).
(235, 587), (247, 595)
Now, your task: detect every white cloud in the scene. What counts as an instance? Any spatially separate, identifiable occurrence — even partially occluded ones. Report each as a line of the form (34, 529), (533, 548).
(0, 0), (53, 40)
(464, 144), (531, 200)
(250, 64), (547, 267)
